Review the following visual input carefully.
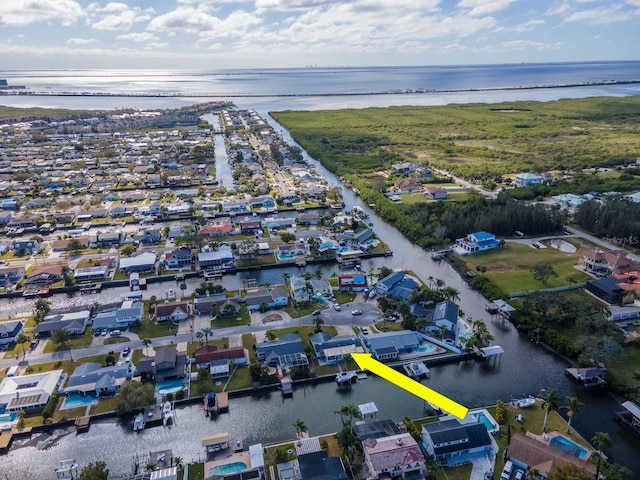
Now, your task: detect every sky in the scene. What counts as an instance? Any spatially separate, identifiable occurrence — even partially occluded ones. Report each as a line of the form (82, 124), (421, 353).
(0, 0), (639, 69)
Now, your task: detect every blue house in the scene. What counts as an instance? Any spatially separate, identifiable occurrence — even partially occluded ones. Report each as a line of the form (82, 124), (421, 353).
(376, 271), (419, 301)
(0, 320), (23, 346)
(515, 173), (543, 187)
(309, 332), (359, 363)
(66, 362), (131, 396)
(256, 333), (303, 364)
(0, 198), (17, 211)
(364, 330), (422, 360)
(454, 231), (500, 255)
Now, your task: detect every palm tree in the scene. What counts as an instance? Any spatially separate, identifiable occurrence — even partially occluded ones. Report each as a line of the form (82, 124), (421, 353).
(172, 456), (184, 471)
(591, 431), (612, 480)
(201, 327), (213, 346)
(294, 419), (308, 442)
(312, 316), (324, 332)
(282, 272), (291, 291)
(15, 333), (29, 358)
(541, 388), (559, 432)
(195, 331), (204, 344)
(562, 396), (584, 434)
(438, 324), (449, 341)
(141, 338), (152, 355)
(335, 404), (362, 426)
(442, 286), (460, 302)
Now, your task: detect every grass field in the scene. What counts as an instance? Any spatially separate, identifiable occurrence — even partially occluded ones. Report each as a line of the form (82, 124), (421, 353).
(458, 241), (591, 294)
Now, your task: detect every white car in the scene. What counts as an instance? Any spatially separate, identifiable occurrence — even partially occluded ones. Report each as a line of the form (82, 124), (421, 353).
(333, 303), (342, 311)
(351, 310), (362, 316)
(361, 327), (369, 335)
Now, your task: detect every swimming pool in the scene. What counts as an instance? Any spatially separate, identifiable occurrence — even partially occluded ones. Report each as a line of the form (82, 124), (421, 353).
(473, 411), (496, 432)
(415, 343), (437, 354)
(156, 378), (186, 396)
(0, 411), (17, 424)
(208, 462), (247, 476)
(278, 253), (294, 259)
(61, 393), (98, 410)
(549, 435), (589, 459)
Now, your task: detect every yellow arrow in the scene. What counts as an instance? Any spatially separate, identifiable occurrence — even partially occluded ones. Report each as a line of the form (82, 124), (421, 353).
(351, 353), (468, 420)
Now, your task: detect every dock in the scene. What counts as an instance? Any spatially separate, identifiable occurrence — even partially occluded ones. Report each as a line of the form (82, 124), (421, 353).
(281, 376), (293, 396)
(216, 391), (229, 410)
(336, 371), (357, 386)
(0, 431), (13, 452)
(74, 416), (91, 432)
(566, 367), (608, 389)
(403, 361), (430, 379)
(79, 283), (102, 294)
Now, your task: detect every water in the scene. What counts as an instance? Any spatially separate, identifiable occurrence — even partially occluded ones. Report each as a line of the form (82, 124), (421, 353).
(549, 435), (589, 459)
(60, 394), (98, 411)
(415, 343), (437, 354)
(0, 411), (17, 424)
(155, 378), (187, 396)
(209, 462), (248, 476)
(471, 410), (497, 432)
(2, 63), (640, 476)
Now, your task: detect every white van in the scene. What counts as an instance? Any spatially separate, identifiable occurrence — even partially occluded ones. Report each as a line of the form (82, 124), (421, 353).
(6, 365), (19, 377)
(501, 461), (513, 480)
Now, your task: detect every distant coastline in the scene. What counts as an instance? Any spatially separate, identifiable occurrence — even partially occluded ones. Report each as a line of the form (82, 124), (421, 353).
(1, 78), (639, 99)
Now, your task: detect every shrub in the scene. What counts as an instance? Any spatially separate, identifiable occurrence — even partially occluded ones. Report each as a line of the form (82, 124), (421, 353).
(42, 392), (59, 419)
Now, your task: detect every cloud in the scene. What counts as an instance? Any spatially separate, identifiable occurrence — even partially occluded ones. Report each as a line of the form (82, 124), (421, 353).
(565, 4), (632, 24)
(0, 0), (83, 26)
(255, 0), (338, 10)
(545, 3), (570, 15)
(457, 0), (516, 17)
(500, 39), (560, 50)
(116, 32), (160, 42)
(67, 38), (98, 45)
(89, 3), (154, 31)
(495, 18), (544, 32)
(147, 7), (220, 33)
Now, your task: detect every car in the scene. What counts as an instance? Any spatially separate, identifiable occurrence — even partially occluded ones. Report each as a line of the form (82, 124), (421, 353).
(333, 303), (342, 311)
(94, 329), (102, 337)
(101, 329), (108, 336)
(110, 330), (121, 336)
(29, 339), (39, 349)
(312, 310), (321, 316)
(352, 310), (362, 316)
(361, 327), (369, 335)
(122, 347), (131, 356)
(514, 470), (524, 480)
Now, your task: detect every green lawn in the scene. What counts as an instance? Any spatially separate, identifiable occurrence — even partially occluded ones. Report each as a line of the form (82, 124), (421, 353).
(243, 333), (256, 361)
(459, 242), (591, 294)
(606, 343), (640, 391)
(225, 366), (252, 391)
(42, 332), (94, 353)
(130, 318), (181, 339)
(187, 462), (205, 480)
(267, 326), (337, 345)
(211, 311), (249, 329)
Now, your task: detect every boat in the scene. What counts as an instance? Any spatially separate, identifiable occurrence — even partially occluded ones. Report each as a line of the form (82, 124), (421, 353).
(516, 396), (536, 408)
(133, 412), (145, 432)
(403, 362), (430, 379)
(427, 402), (441, 414)
(162, 400), (175, 426)
(335, 371), (357, 385)
(55, 460), (78, 479)
(79, 283), (102, 294)
(204, 392), (218, 415)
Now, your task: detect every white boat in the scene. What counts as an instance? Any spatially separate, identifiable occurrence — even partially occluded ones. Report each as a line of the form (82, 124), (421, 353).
(516, 396), (536, 408)
(133, 412), (145, 432)
(55, 460), (78, 479)
(162, 400), (175, 426)
(336, 371), (357, 384)
(403, 362), (430, 379)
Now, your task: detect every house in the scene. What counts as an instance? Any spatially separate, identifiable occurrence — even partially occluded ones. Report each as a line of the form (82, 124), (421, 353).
(73, 266), (108, 282)
(362, 433), (426, 480)
(200, 222), (234, 236)
(454, 231), (500, 255)
(425, 300), (459, 335)
(94, 231), (122, 247)
(425, 187), (448, 200)
(391, 162), (420, 175)
(0, 198), (17, 210)
(278, 352), (310, 373)
(250, 196), (276, 210)
(506, 433), (596, 478)
(0, 266), (25, 288)
(551, 193), (585, 208)
(11, 239), (41, 254)
(245, 288), (289, 312)
(0, 370), (64, 412)
(91, 300), (144, 331)
(278, 243), (307, 259)
(192, 294), (241, 317)
(256, 333), (303, 364)
(421, 417), (492, 465)
(194, 345), (247, 369)
(239, 220), (263, 234)
(65, 362), (131, 396)
(25, 264), (63, 287)
(579, 249), (634, 274)
(338, 273), (368, 292)
(137, 347), (187, 382)
(353, 419), (405, 441)
(298, 450), (348, 480)
(297, 212), (320, 225)
(138, 228), (162, 244)
(375, 271), (418, 301)
(51, 236), (90, 252)
(0, 320), (23, 346)
(197, 245), (235, 272)
(209, 359), (230, 379)
(309, 332), (360, 363)
(290, 276), (332, 303)
(515, 172), (543, 187)
(394, 177), (422, 192)
(119, 252), (157, 273)
(165, 247), (194, 268)
(585, 277), (629, 305)
(154, 301), (193, 323)
(223, 200), (249, 215)
(35, 310), (92, 337)
(364, 330), (423, 360)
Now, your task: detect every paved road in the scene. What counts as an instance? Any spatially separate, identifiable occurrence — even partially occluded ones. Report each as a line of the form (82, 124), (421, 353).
(564, 225), (640, 262)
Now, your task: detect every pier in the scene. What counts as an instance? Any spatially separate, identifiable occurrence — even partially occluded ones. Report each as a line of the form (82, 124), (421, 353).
(74, 416), (91, 432)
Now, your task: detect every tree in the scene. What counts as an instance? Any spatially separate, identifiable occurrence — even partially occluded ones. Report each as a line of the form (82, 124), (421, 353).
(201, 327), (213, 345)
(141, 338), (152, 355)
(313, 316), (324, 332)
(52, 329), (73, 361)
(105, 354), (115, 366)
(265, 330), (277, 341)
(541, 388), (559, 432)
(172, 457), (184, 471)
(591, 431), (612, 480)
(601, 463), (633, 480)
(196, 331), (204, 344)
(280, 232), (296, 243)
(494, 399), (506, 424)
(562, 396), (584, 434)
(34, 298), (51, 322)
(179, 282), (187, 298)
(294, 419), (308, 441)
(334, 403), (362, 426)
(116, 381), (155, 414)
(66, 238), (83, 254)
(121, 244), (135, 257)
(15, 333), (29, 358)
(530, 262), (559, 285)
(378, 266), (393, 279)
(79, 461), (109, 480)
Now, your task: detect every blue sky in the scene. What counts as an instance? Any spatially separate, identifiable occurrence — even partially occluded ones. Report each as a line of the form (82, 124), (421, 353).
(1, 0), (639, 69)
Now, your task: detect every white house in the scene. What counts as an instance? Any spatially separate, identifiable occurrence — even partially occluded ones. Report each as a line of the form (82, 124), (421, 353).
(0, 370), (64, 412)
(454, 231), (500, 255)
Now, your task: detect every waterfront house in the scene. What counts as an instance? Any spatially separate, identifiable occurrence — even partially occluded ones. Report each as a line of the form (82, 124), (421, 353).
(0, 320), (23, 346)
(364, 330), (422, 361)
(0, 266), (25, 288)
(137, 228), (162, 244)
(278, 243), (307, 259)
(338, 272), (368, 292)
(290, 276), (332, 303)
(506, 433), (596, 478)
(137, 347), (187, 382)
(579, 249), (634, 275)
(0, 370), (64, 412)
(197, 245), (235, 272)
(394, 177), (423, 193)
(425, 300), (459, 335)
(223, 200), (249, 215)
(245, 287), (289, 312)
(454, 231), (500, 255)
(194, 345), (247, 369)
(165, 247), (194, 268)
(309, 332), (360, 363)
(91, 300), (144, 331)
(94, 231), (122, 247)
(256, 333), (303, 364)
(35, 310), (92, 337)
(239, 220), (263, 234)
(0, 211), (12, 225)
(209, 359), (230, 379)
(73, 265), (109, 282)
(515, 172), (543, 187)
(297, 212), (320, 225)
(0, 198), (17, 211)
(585, 277), (629, 305)
(193, 294), (240, 316)
(200, 222), (234, 236)
(25, 264), (63, 287)
(119, 252), (156, 273)
(250, 196), (276, 210)
(353, 419), (405, 441)
(154, 301), (193, 323)
(11, 239), (41, 254)
(298, 450), (348, 480)
(375, 271), (418, 301)
(361, 433), (426, 480)
(278, 352), (310, 373)
(66, 362), (131, 396)
(421, 417), (492, 465)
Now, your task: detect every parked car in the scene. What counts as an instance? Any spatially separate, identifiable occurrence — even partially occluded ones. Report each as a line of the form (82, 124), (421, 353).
(122, 347), (131, 356)
(94, 329), (102, 337)
(352, 310), (362, 316)
(333, 303), (342, 311)
(111, 330), (121, 336)
(361, 327), (369, 335)
(312, 310), (321, 316)
(101, 329), (108, 336)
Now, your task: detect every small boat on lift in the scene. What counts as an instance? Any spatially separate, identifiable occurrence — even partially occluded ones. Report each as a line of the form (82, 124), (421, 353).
(516, 396), (536, 408)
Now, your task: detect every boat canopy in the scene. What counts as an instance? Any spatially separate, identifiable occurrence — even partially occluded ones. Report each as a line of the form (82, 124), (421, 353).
(202, 432), (229, 447)
(358, 402), (378, 417)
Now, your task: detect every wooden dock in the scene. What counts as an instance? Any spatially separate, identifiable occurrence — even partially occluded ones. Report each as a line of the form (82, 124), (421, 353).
(74, 416), (90, 432)
(0, 431), (13, 452)
(217, 392), (229, 411)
